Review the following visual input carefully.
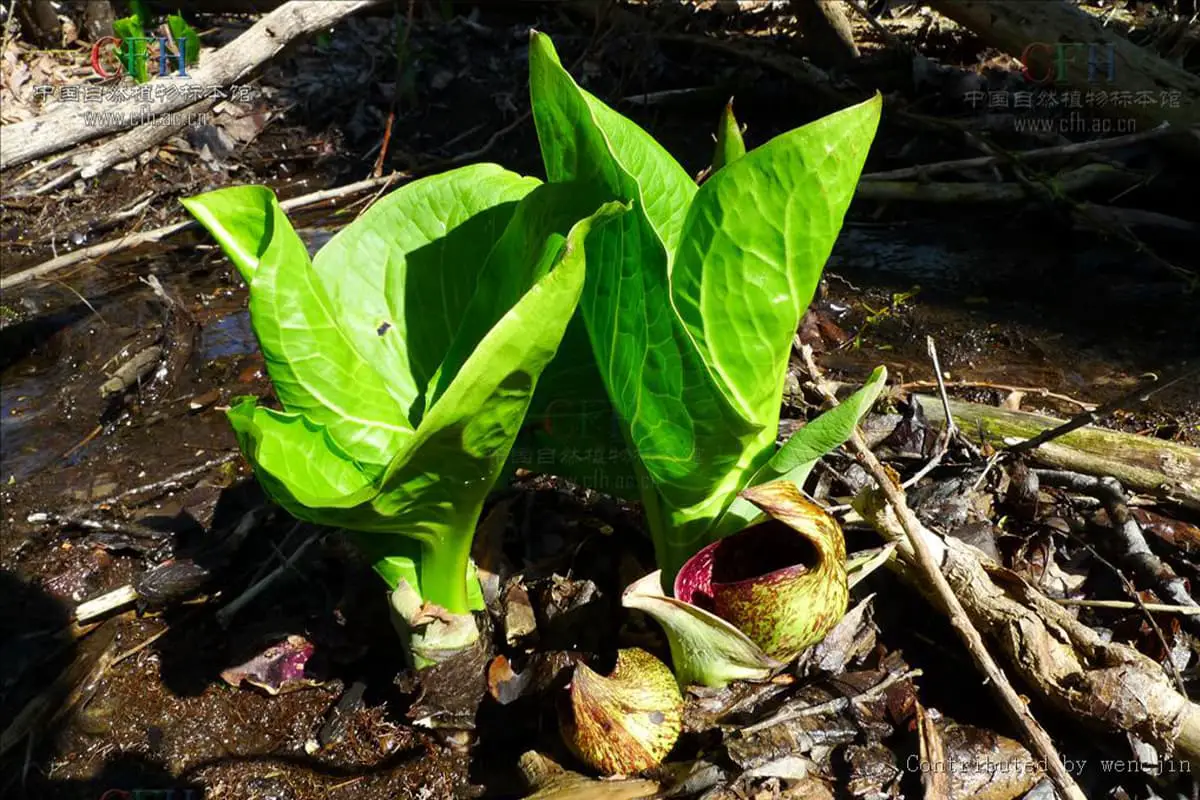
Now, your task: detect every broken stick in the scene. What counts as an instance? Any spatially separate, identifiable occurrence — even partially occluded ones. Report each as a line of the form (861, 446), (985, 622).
(0, 0), (385, 171)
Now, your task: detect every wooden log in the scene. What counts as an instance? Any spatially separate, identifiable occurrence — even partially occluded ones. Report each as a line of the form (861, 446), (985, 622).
(925, 0), (1200, 156)
(0, 0), (384, 171)
(915, 394), (1200, 511)
(790, 0), (860, 67)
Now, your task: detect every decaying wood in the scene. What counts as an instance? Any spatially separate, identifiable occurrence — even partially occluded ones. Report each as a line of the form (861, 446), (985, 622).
(33, 97), (221, 195)
(801, 347), (1089, 800)
(857, 490), (1200, 768)
(916, 395), (1200, 512)
(1035, 469), (1200, 638)
(861, 123), (1174, 182)
(924, 0), (1200, 154)
(856, 163), (1139, 203)
(790, 0), (860, 67)
(0, 0), (385, 171)
(99, 346), (163, 398)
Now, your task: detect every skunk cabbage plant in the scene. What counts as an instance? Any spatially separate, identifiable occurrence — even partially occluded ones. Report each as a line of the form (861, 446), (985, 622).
(181, 166), (625, 664)
(527, 32), (886, 686)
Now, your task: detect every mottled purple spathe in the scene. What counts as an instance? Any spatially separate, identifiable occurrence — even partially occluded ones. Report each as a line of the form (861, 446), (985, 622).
(673, 537), (718, 611)
(672, 481), (849, 661)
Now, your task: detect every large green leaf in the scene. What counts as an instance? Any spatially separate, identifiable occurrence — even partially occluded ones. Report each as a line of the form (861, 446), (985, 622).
(431, 181), (604, 405)
(187, 186), (409, 470)
(671, 94), (883, 428)
(182, 166), (538, 469)
(113, 15), (149, 84)
(528, 32), (883, 579)
(529, 31), (757, 544)
(310, 165), (540, 426)
(523, 33), (706, 501)
(195, 175), (625, 612)
(520, 328), (638, 498)
(167, 13), (201, 67)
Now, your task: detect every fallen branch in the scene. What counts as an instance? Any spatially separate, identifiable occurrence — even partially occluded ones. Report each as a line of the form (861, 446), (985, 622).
(741, 667), (922, 734)
(899, 380), (1096, 411)
(0, 0), (385, 170)
(1057, 598), (1200, 616)
(855, 163), (1139, 203)
(788, 0), (860, 67)
(99, 346), (163, 398)
(861, 122), (1174, 182)
(1036, 469), (1200, 638)
(26, 510), (167, 540)
(902, 336), (980, 488)
(32, 97), (220, 195)
(800, 345), (1089, 800)
(3, 99), (532, 293)
(0, 170), (406, 291)
(916, 395), (1200, 512)
(1006, 367), (1200, 455)
(89, 451), (240, 511)
(75, 584), (139, 622)
(809, 364), (1200, 772)
(1074, 203), (1200, 236)
(73, 505), (271, 623)
(215, 525), (324, 627)
(860, 494), (1200, 768)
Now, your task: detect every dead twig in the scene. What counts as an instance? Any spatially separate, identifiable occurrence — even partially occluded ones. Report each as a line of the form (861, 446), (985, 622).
(841, 0), (907, 51)
(26, 510), (163, 539)
(0, 170), (407, 291)
(741, 667), (921, 734)
(899, 380), (1096, 411)
(800, 344), (1088, 800)
(75, 585), (139, 623)
(31, 97), (219, 195)
(861, 122), (1175, 182)
(372, 0), (414, 179)
(851, 470), (1200, 768)
(88, 452), (240, 511)
(1064, 534), (1190, 699)
(3, 98), (534, 294)
(856, 163), (1140, 204)
(99, 346), (163, 399)
(215, 526), (326, 628)
(1007, 366), (1199, 455)
(1056, 598), (1200, 616)
(903, 337), (977, 488)
(1, 1), (388, 170)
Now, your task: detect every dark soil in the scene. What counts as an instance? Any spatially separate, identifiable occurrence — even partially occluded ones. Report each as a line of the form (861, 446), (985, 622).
(2, 3), (1198, 799)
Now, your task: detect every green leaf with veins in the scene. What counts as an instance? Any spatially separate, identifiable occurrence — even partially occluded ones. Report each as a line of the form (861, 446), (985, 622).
(182, 166), (626, 613)
(528, 31), (883, 579)
(529, 32), (760, 574)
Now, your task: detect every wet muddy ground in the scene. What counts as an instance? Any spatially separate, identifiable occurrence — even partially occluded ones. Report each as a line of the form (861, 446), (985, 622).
(2, 4), (1198, 799)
